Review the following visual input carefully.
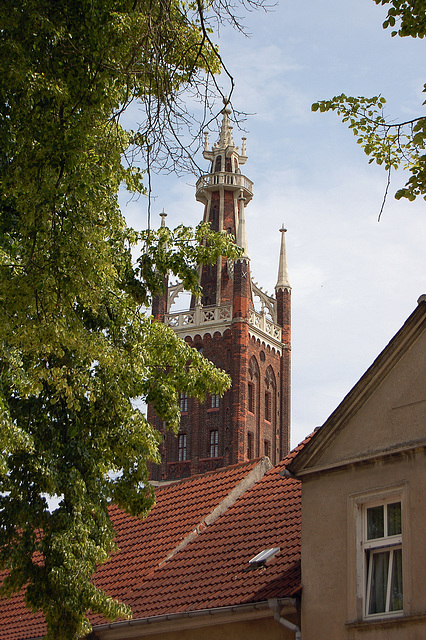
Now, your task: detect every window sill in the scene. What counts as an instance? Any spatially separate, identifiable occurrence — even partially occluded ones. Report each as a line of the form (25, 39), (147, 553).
(346, 612), (426, 630)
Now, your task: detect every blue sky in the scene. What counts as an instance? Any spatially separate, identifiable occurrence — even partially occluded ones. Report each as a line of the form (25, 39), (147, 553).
(122, 0), (426, 448)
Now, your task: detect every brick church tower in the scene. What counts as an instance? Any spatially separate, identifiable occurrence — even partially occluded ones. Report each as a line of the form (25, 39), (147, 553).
(149, 105), (291, 481)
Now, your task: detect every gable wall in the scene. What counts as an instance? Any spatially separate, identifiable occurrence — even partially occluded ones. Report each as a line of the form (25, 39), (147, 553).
(314, 329), (426, 468)
(300, 448), (426, 640)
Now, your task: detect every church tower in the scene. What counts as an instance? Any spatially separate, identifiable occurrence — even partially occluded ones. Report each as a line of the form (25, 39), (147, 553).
(149, 105), (291, 481)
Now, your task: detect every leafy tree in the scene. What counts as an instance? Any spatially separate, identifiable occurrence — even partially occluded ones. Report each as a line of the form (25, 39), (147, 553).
(312, 0), (426, 209)
(0, 1), (249, 638)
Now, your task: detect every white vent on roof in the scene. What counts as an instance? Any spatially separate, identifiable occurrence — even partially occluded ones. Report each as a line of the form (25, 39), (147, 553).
(249, 547), (280, 567)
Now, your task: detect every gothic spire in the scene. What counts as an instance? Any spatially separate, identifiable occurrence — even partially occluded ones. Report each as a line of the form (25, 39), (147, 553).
(275, 224), (290, 291)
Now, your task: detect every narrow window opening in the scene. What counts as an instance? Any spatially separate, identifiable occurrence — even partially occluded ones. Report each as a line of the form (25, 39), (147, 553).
(210, 430), (219, 458)
(247, 432), (254, 460)
(211, 393), (220, 409)
(179, 393), (188, 413)
(178, 433), (187, 461)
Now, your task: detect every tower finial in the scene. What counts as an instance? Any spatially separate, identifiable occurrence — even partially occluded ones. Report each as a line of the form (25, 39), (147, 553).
(241, 136), (247, 157)
(275, 224), (290, 291)
(218, 100), (234, 148)
(160, 208), (167, 227)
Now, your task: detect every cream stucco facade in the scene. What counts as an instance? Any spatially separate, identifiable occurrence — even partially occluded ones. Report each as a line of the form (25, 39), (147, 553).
(289, 296), (426, 640)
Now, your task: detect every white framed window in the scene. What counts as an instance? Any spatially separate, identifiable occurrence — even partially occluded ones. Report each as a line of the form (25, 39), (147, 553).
(178, 433), (187, 461)
(349, 484), (408, 623)
(210, 430), (219, 458)
(363, 500), (403, 617)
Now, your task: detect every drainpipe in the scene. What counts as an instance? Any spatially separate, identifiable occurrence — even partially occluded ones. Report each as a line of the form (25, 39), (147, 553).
(268, 598), (301, 640)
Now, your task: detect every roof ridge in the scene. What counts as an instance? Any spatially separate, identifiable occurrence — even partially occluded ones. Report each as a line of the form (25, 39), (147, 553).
(151, 457), (265, 490)
(159, 457), (273, 565)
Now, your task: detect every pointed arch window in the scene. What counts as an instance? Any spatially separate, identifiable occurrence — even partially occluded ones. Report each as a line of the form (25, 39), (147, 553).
(264, 366), (276, 424)
(214, 155), (222, 172)
(248, 356), (260, 416)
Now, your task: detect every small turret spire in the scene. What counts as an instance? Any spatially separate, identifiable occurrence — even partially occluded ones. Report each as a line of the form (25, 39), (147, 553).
(218, 101), (234, 149)
(275, 224), (290, 291)
(160, 208), (167, 227)
(236, 191), (249, 260)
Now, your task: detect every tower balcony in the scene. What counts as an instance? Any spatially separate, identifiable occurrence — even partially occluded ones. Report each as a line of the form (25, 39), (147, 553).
(164, 304), (282, 351)
(249, 309), (282, 343)
(165, 305), (233, 339)
(195, 172), (253, 205)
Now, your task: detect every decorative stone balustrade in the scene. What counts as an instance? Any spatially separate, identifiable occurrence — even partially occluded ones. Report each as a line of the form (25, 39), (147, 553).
(249, 309), (282, 341)
(195, 172), (253, 202)
(166, 305), (232, 329)
(165, 305), (282, 344)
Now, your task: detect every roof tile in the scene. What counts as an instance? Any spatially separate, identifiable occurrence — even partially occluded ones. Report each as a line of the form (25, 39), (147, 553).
(0, 440), (310, 639)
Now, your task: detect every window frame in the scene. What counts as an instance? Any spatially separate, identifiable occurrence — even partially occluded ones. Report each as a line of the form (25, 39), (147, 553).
(178, 433), (187, 461)
(210, 429), (219, 458)
(363, 500), (403, 618)
(348, 483), (409, 623)
(179, 392), (188, 413)
(210, 393), (220, 409)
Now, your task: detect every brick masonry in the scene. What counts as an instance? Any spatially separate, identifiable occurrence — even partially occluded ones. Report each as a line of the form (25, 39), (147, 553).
(149, 113), (291, 481)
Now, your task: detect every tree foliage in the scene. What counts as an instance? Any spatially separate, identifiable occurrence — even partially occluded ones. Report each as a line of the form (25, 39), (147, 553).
(312, 0), (426, 206)
(0, 1), (247, 638)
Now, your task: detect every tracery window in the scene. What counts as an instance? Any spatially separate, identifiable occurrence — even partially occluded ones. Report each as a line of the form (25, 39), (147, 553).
(264, 366), (276, 424)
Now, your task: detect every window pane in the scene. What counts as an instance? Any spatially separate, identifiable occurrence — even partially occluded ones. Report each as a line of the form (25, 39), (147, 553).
(390, 548), (403, 611)
(388, 502), (402, 536)
(367, 505), (384, 539)
(368, 551), (389, 614)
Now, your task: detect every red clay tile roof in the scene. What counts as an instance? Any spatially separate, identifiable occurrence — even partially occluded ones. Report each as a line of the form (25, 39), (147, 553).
(123, 452), (302, 621)
(0, 442), (307, 639)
